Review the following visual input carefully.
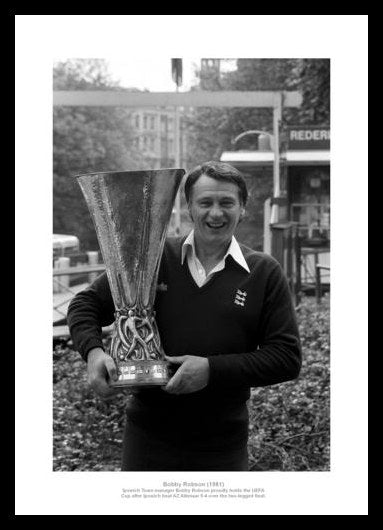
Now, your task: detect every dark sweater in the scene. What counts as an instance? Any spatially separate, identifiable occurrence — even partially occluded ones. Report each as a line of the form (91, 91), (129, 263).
(67, 237), (301, 450)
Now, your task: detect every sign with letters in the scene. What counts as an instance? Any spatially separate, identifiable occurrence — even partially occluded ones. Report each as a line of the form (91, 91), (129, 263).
(287, 126), (330, 150)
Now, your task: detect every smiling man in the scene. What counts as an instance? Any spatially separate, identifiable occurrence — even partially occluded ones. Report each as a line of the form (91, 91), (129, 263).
(67, 160), (302, 471)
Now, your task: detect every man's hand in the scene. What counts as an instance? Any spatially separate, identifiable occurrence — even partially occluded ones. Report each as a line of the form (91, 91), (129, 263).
(163, 355), (210, 394)
(87, 347), (118, 399)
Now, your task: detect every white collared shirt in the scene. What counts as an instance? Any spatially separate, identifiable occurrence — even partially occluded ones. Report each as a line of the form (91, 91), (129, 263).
(181, 230), (250, 287)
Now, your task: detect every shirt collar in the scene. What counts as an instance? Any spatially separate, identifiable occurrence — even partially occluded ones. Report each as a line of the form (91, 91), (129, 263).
(181, 230), (250, 273)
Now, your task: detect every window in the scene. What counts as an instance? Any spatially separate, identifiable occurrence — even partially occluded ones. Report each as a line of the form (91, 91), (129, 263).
(160, 115), (167, 132)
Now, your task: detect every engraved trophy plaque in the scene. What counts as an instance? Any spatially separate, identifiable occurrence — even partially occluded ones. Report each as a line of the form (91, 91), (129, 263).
(76, 169), (185, 387)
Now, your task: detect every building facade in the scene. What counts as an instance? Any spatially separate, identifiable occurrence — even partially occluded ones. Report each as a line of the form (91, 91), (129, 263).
(129, 108), (188, 169)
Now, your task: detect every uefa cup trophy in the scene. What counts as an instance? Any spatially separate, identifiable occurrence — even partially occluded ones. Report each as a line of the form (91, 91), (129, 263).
(76, 169), (185, 387)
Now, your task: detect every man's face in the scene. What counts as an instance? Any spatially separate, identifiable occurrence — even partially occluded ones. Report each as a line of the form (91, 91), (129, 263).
(188, 174), (245, 250)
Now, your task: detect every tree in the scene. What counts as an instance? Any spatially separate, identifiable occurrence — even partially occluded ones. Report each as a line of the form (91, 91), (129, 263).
(183, 59), (330, 250)
(53, 59), (145, 250)
(185, 58), (330, 163)
(285, 59), (330, 125)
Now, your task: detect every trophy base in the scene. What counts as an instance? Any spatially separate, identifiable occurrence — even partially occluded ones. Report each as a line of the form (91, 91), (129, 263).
(110, 360), (171, 388)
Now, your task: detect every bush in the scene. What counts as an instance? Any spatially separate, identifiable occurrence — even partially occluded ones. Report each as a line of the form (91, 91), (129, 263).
(248, 294), (330, 471)
(53, 335), (126, 471)
(53, 294), (330, 471)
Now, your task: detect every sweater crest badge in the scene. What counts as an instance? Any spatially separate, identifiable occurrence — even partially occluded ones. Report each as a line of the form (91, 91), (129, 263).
(156, 282), (168, 292)
(234, 289), (247, 307)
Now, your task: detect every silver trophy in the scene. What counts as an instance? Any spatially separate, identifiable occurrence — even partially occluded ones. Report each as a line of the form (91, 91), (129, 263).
(77, 169), (185, 387)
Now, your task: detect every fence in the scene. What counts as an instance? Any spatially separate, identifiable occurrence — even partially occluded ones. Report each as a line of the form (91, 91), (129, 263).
(53, 252), (106, 339)
(270, 222), (330, 305)
(315, 264), (330, 304)
(53, 251), (103, 293)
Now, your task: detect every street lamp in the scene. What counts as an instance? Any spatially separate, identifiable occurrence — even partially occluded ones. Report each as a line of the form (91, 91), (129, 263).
(232, 129), (274, 150)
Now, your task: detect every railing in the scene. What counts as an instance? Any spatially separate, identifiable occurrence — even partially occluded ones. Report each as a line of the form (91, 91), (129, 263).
(53, 254), (105, 316)
(53, 250), (104, 291)
(270, 222), (330, 305)
(53, 262), (107, 340)
(53, 264), (106, 276)
(53, 264), (106, 310)
(315, 264), (330, 304)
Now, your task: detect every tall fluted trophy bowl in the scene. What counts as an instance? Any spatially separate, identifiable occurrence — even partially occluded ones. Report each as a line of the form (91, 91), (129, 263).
(76, 168), (185, 387)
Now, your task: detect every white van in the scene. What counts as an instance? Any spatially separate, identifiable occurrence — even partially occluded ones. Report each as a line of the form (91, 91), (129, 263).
(53, 234), (80, 259)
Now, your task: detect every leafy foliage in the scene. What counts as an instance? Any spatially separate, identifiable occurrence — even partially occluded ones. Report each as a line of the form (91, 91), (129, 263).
(285, 59), (330, 125)
(53, 295), (330, 472)
(53, 334), (125, 471)
(185, 58), (330, 165)
(53, 60), (146, 251)
(248, 295), (330, 471)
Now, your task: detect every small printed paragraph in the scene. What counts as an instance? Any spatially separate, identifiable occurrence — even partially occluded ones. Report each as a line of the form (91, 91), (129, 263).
(121, 481), (266, 500)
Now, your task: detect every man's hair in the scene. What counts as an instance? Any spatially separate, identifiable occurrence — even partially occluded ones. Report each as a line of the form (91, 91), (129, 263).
(184, 161), (248, 205)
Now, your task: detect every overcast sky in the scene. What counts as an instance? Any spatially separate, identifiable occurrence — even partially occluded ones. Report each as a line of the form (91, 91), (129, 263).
(106, 58), (237, 91)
